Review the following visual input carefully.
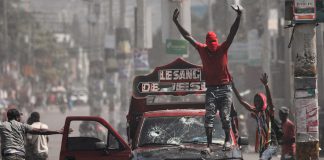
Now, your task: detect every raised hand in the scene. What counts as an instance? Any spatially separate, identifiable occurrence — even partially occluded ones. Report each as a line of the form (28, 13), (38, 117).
(231, 5), (242, 15)
(260, 73), (268, 86)
(68, 128), (74, 134)
(173, 8), (180, 23)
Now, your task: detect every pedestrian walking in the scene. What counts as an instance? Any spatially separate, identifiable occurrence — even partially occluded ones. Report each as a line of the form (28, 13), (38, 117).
(279, 107), (295, 160)
(173, 5), (242, 152)
(0, 109), (65, 160)
(25, 112), (49, 160)
(232, 73), (279, 160)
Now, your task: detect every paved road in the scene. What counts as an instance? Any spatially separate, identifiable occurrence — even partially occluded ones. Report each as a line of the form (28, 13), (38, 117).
(30, 105), (324, 160)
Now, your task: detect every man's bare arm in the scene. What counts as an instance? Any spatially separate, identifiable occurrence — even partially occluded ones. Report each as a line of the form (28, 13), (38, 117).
(173, 8), (198, 48)
(223, 5), (242, 49)
(260, 73), (274, 111)
(232, 82), (255, 112)
(28, 128), (62, 135)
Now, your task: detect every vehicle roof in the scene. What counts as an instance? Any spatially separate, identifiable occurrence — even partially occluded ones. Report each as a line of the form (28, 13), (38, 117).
(143, 109), (206, 117)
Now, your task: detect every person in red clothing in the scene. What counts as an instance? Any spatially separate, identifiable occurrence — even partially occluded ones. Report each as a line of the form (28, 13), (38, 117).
(279, 107), (295, 160)
(232, 73), (279, 159)
(173, 5), (242, 152)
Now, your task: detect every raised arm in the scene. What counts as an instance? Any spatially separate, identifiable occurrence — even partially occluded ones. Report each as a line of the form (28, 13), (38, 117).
(173, 8), (198, 48)
(232, 82), (255, 112)
(28, 128), (62, 135)
(260, 73), (274, 111)
(223, 5), (242, 50)
(28, 127), (72, 135)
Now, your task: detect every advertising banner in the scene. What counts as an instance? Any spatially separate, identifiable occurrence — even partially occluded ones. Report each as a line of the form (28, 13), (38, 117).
(133, 58), (205, 97)
(293, 0), (316, 22)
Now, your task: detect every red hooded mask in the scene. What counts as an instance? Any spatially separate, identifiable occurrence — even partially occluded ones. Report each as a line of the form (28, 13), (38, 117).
(206, 31), (219, 53)
(254, 93), (267, 111)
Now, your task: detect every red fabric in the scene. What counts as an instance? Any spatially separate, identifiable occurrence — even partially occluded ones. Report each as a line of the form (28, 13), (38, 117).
(256, 93), (267, 111)
(195, 41), (231, 85)
(205, 31), (219, 52)
(250, 94), (274, 153)
(253, 110), (272, 153)
(281, 119), (296, 156)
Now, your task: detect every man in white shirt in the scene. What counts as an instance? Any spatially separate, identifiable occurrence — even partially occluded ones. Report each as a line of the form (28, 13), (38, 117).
(26, 112), (49, 160)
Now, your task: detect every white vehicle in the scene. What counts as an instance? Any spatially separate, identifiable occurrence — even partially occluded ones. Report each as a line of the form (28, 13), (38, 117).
(70, 90), (89, 105)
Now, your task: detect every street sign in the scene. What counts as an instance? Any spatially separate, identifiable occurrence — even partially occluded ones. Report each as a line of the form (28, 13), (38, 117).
(293, 0), (316, 23)
(166, 39), (188, 55)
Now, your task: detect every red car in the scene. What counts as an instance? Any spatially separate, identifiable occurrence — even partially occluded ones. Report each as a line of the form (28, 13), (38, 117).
(59, 116), (131, 160)
(59, 58), (247, 160)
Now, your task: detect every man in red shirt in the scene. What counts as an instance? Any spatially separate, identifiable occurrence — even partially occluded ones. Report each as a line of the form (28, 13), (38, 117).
(173, 5), (241, 152)
(279, 107), (296, 160)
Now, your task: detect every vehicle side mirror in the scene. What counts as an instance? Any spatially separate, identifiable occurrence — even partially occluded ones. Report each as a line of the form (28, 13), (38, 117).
(238, 137), (249, 146)
(95, 142), (107, 150)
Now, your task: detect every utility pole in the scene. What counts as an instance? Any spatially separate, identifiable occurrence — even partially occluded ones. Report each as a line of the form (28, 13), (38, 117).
(317, 23), (324, 157)
(261, 0), (272, 88)
(108, 0), (114, 34)
(119, 0), (126, 28)
(207, 0), (214, 31)
(161, 0), (191, 60)
(84, 0), (105, 117)
(292, 23), (319, 160)
(104, 0), (119, 129)
(316, 24), (324, 110)
(2, 0), (8, 72)
(116, 0), (132, 136)
(284, 24), (293, 108)
(277, 0), (293, 108)
(85, 0), (93, 57)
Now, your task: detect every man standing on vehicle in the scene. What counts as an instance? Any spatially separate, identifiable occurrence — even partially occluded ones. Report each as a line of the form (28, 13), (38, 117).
(0, 109), (64, 160)
(173, 5), (242, 152)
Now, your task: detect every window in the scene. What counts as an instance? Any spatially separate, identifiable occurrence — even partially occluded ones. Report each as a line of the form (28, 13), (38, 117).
(139, 115), (225, 146)
(67, 120), (122, 151)
(108, 132), (121, 150)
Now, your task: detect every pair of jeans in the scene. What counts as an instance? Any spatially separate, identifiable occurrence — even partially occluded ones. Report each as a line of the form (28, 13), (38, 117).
(260, 145), (278, 160)
(204, 85), (232, 131)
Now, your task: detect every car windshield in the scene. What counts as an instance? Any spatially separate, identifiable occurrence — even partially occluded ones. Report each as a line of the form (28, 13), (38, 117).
(139, 115), (225, 146)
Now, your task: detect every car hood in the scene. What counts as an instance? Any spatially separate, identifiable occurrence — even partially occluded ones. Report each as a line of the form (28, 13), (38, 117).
(132, 144), (242, 160)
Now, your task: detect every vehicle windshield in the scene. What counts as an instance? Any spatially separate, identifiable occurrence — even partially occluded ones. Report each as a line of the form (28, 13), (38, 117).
(139, 115), (225, 146)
